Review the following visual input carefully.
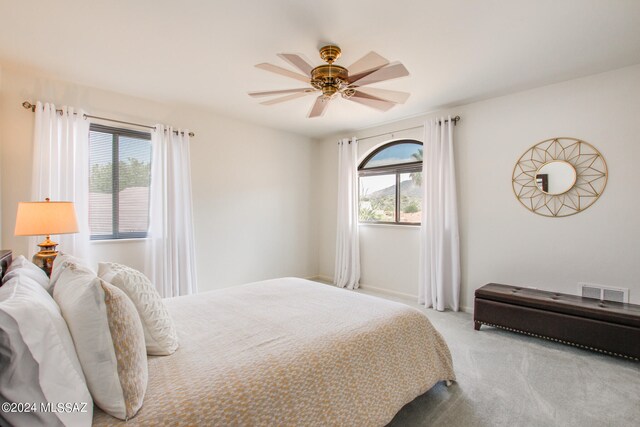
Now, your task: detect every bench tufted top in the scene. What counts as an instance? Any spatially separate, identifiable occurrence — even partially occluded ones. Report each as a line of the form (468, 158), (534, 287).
(475, 283), (640, 328)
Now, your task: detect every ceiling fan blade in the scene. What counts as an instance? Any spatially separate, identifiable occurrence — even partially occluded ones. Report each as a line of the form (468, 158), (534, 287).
(260, 92), (315, 105)
(347, 51), (390, 83)
(248, 88), (312, 98)
(277, 53), (314, 76)
(255, 63), (309, 83)
(350, 62), (409, 86)
(354, 87), (410, 104)
(347, 94), (396, 112)
(308, 96), (330, 118)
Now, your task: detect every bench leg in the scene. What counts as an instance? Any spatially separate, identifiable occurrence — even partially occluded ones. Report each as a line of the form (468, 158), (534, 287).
(474, 321), (481, 331)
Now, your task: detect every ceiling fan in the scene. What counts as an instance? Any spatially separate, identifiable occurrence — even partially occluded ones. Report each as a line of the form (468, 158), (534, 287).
(249, 45), (410, 118)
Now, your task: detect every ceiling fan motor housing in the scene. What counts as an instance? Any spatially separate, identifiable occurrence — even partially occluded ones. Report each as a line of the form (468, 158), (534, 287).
(311, 64), (349, 98)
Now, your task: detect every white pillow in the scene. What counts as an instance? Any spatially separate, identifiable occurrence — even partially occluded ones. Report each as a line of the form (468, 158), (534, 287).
(2, 255), (50, 291)
(49, 252), (94, 293)
(0, 274), (93, 427)
(98, 262), (178, 356)
(53, 263), (147, 420)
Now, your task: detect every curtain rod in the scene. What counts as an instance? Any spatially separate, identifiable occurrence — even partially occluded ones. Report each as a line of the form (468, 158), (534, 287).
(21, 101), (195, 137)
(356, 115), (460, 142)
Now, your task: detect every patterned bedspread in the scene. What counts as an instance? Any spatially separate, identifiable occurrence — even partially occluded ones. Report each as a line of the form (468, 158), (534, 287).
(93, 278), (455, 426)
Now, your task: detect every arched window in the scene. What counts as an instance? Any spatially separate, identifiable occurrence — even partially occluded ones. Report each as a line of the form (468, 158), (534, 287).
(358, 139), (422, 224)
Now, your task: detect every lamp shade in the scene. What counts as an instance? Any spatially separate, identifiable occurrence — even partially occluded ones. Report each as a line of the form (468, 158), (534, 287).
(14, 201), (79, 236)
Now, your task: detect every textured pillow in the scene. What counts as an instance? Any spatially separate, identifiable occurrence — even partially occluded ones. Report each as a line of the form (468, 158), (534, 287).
(0, 274), (93, 427)
(53, 264), (147, 420)
(2, 255), (50, 291)
(49, 252), (95, 293)
(98, 262), (178, 356)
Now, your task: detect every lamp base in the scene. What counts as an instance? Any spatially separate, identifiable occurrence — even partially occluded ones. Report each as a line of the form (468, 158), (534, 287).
(33, 237), (59, 277)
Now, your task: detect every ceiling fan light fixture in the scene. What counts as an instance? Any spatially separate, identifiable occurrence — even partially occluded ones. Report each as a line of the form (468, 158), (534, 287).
(321, 86), (338, 99)
(341, 87), (356, 99)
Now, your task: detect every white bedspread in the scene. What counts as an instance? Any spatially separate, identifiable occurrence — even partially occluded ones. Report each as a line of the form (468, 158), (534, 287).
(93, 278), (455, 426)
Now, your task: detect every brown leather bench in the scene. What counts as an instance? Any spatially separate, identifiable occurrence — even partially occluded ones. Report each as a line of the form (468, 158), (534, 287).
(474, 283), (640, 360)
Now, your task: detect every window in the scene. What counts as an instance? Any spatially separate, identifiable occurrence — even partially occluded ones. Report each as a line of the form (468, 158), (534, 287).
(358, 140), (422, 225)
(89, 124), (152, 239)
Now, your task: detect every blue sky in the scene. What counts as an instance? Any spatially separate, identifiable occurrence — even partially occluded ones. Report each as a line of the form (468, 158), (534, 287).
(365, 143), (421, 168)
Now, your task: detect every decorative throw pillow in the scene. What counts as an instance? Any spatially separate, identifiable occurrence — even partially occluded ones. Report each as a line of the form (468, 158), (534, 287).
(2, 255), (50, 291)
(0, 273), (93, 427)
(98, 262), (179, 356)
(53, 263), (147, 420)
(49, 252), (95, 293)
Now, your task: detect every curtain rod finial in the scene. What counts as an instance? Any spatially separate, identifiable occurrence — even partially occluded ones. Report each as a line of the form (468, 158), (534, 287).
(22, 101), (35, 111)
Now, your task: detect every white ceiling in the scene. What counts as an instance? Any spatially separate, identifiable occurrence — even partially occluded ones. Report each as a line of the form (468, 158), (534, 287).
(1, 0), (640, 138)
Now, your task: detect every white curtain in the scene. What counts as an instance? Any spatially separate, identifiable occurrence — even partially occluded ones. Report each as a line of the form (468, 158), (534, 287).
(334, 137), (360, 289)
(145, 125), (198, 297)
(31, 101), (90, 257)
(419, 117), (461, 311)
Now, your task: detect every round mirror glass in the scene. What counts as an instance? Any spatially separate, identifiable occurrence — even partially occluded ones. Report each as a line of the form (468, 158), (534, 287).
(535, 160), (577, 195)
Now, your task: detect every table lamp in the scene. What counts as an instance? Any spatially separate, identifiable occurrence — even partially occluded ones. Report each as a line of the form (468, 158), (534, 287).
(14, 198), (79, 276)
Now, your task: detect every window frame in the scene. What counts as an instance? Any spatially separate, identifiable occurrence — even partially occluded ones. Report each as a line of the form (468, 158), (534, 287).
(89, 123), (152, 240)
(358, 140), (423, 226)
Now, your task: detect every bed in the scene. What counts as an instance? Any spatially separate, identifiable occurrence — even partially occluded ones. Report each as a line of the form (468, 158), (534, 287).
(90, 277), (455, 426)
(1, 253), (455, 427)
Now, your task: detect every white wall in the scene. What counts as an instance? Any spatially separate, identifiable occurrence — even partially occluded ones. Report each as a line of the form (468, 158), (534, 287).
(3, 61), (639, 309)
(317, 64), (640, 310)
(0, 64), (318, 291)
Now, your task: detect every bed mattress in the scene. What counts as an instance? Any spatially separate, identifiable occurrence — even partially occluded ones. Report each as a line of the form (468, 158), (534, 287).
(92, 278), (455, 426)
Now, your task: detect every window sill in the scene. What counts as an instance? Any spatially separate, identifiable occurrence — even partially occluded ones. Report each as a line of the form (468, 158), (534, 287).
(90, 238), (148, 244)
(358, 223), (421, 229)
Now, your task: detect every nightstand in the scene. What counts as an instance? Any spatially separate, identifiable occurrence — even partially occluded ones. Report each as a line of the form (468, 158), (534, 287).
(0, 250), (13, 282)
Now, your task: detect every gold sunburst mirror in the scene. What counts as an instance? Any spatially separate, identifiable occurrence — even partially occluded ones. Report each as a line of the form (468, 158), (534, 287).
(512, 137), (607, 217)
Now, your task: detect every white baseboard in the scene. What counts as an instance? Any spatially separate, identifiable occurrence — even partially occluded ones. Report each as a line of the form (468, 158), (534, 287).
(305, 275), (333, 284)
(460, 305), (473, 314)
(355, 284), (474, 313)
(304, 275), (474, 313)
(306, 276), (417, 300)
(358, 284), (417, 300)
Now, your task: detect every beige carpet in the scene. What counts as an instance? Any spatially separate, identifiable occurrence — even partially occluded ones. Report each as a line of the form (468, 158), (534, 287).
(354, 289), (640, 427)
